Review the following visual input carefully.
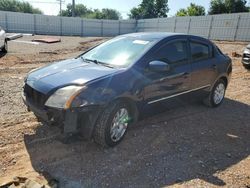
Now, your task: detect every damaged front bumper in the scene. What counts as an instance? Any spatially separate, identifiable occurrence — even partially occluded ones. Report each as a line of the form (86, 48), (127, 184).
(22, 93), (102, 139)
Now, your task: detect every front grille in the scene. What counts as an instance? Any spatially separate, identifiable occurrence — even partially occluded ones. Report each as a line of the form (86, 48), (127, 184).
(24, 84), (47, 108)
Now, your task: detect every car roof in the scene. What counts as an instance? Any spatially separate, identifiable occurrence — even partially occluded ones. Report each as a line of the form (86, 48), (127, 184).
(121, 32), (187, 40)
(120, 32), (211, 44)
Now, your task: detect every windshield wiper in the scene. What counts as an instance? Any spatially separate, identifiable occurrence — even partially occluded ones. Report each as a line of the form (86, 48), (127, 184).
(81, 57), (115, 68)
(80, 57), (98, 64)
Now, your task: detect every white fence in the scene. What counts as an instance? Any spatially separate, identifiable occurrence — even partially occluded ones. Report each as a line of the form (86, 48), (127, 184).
(0, 11), (137, 37)
(137, 13), (250, 41)
(1, 10), (250, 41)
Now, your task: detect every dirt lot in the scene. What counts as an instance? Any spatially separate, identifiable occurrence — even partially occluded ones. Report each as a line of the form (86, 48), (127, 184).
(0, 36), (249, 188)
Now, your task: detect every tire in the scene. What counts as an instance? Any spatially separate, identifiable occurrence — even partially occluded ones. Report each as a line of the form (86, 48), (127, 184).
(93, 101), (132, 147)
(203, 79), (226, 108)
(2, 40), (7, 53)
(243, 64), (250, 70)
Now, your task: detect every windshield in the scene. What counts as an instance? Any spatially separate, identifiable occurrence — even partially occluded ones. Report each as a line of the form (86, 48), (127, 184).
(81, 37), (155, 67)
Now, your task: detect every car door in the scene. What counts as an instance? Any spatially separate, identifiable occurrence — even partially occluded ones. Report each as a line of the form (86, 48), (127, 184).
(0, 26), (4, 47)
(189, 39), (217, 89)
(143, 39), (191, 104)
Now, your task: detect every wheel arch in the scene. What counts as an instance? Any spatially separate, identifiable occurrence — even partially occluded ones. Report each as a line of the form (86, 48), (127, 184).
(220, 76), (228, 88)
(113, 97), (139, 124)
(212, 74), (229, 90)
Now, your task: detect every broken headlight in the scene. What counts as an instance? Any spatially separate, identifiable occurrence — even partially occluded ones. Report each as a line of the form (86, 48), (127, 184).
(45, 85), (86, 109)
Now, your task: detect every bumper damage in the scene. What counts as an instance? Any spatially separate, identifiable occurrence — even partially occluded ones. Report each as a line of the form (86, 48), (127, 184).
(22, 93), (101, 139)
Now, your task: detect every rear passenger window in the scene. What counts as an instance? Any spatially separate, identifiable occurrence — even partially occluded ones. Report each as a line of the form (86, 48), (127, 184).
(157, 41), (188, 64)
(191, 42), (210, 61)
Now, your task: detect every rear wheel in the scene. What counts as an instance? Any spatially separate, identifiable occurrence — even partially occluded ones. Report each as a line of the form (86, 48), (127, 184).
(203, 79), (226, 107)
(93, 101), (131, 147)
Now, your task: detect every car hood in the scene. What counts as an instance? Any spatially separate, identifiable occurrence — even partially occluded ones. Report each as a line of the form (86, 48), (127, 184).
(26, 58), (119, 94)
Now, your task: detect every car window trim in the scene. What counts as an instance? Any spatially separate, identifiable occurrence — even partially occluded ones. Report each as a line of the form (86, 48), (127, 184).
(189, 39), (212, 62)
(151, 38), (189, 65)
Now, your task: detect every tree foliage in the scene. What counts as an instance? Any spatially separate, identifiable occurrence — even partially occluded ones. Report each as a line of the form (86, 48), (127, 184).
(61, 4), (121, 20)
(176, 3), (206, 16)
(0, 0), (42, 14)
(87, 8), (121, 20)
(129, 0), (169, 19)
(209, 0), (249, 14)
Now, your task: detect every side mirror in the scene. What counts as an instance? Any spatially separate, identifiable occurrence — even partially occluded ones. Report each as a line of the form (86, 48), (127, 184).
(149, 60), (170, 72)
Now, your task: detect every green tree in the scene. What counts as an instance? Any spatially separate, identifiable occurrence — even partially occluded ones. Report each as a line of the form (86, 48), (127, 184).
(99, 8), (121, 20)
(86, 9), (121, 20)
(129, 7), (144, 19)
(176, 3), (206, 16)
(129, 0), (169, 19)
(0, 0), (42, 14)
(155, 0), (169, 17)
(209, 0), (249, 14)
(176, 9), (188, 16)
(61, 4), (121, 20)
(61, 4), (91, 17)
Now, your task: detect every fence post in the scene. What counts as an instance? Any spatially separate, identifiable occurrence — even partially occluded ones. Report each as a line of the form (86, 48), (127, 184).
(174, 17), (177, 32)
(101, 20), (104, 37)
(157, 18), (160, 31)
(118, 20), (121, 35)
(208, 16), (214, 39)
(234, 15), (241, 41)
(135, 19), (138, 32)
(33, 14), (36, 34)
(5, 12), (8, 32)
(187, 17), (191, 34)
(60, 17), (62, 36)
(81, 19), (84, 37)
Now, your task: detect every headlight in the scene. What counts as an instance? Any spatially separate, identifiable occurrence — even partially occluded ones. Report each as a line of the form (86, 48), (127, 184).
(244, 48), (250, 54)
(45, 86), (85, 109)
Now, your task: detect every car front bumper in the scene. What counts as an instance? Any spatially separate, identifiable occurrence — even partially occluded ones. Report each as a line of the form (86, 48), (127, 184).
(242, 58), (250, 65)
(22, 93), (102, 139)
(242, 50), (250, 66)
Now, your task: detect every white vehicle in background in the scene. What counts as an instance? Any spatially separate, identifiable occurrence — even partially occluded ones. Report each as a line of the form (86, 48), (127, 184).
(0, 26), (7, 53)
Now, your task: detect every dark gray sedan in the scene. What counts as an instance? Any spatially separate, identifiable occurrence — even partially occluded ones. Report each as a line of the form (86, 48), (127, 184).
(23, 33), (232, 147)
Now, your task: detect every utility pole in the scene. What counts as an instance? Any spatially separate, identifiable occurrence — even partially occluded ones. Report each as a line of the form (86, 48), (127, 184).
(56, 0), (64, 16)
(72, 0), (75, 17)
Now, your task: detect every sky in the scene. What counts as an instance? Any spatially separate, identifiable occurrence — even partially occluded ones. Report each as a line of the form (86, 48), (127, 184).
(25, 0), (248, 19)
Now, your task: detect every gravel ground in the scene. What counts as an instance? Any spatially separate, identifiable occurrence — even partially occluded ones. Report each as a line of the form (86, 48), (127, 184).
(0, 36), (249, 188)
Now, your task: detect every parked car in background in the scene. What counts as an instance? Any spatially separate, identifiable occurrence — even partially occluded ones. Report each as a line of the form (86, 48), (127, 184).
(0, 26), (7, 53)
(242, 44), (250, 69)
(22, 33), (232, 147)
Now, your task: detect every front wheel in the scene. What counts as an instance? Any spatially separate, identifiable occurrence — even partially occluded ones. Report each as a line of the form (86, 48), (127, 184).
(93, 101), (131, 147)
(203, 79), (226, 107)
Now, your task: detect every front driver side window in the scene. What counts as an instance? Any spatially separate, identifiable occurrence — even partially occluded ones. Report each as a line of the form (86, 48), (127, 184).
(156, 41), (188, 64)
